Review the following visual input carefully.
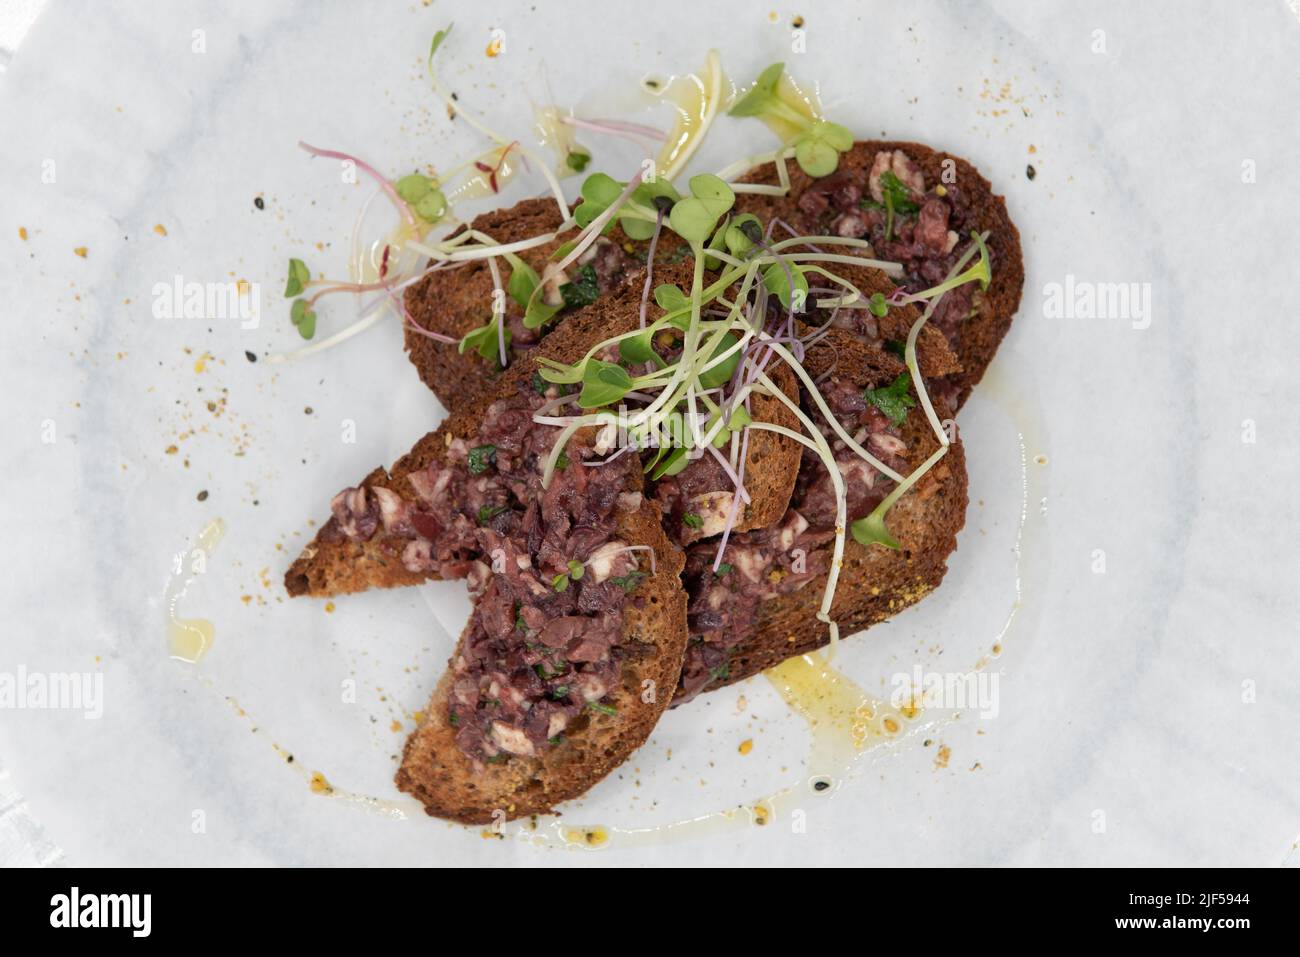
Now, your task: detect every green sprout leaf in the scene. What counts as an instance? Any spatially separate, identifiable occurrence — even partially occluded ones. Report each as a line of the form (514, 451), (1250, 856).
(654, 282), (690, 311)
(724, 214), (763, 256)
(850, 510), (901, 550)
(619, 326), (666, 368)
(698, 332), (742, 389)
(284, 258), (310, 298)
(504, 254), (540, 309)
(668, 174), (735, 245)
(567, 559), (585, 580)
(792, 120), (855, 178)
(869, 292), (889, 317)
(394, 173), (448, 222)
(577, 359), (632, 409)
(863, 372), (915, 427)
(728, 62), (786, 117)
(428, 23), (453, 68)
(573, 172), (623, 228)
(535, 355), (586, 385)
(706, 404), (751, 448)
(289, 297), (316, 339)
(458, 316), (510, 366)
(762, 261), (809, 311)
(649, 445), (691, 481)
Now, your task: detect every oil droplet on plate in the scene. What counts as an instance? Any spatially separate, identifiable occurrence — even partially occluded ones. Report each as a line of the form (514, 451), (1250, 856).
(165, 519), (224, 663)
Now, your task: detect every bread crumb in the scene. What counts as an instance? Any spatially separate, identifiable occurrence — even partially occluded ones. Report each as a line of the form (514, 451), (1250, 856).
(73, 246), (88, 258)
(934, 744), (951, 769)
(324, 601), (336, 613)
(153, 224), (168, 236)
(738, 738), (753, 755)
(18, 227), (28, 240)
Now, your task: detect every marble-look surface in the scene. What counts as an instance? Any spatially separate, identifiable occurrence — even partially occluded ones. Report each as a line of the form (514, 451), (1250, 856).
(0, 0), (1297, 866)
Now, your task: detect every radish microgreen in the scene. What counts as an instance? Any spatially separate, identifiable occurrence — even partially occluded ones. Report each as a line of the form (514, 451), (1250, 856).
(284, 258), (310, 298)
(289, 297), (316, 340)
(730, 63), (853, 177)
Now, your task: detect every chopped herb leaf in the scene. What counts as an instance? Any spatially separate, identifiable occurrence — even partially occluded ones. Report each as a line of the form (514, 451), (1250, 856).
(467, 444), (496, 474)
(610, 570), (647, 593)
(559, 264), (600, 309)
(566, 150), (591, 173)
(709, 663), (731, 681)
(863, 372), (916, 427)
(586, 701), (618, 717)
(478, 504), (507, 525)
(682, 512), (704, 530)
(715, 563), (733, 576)
(448, 710), (460, 727)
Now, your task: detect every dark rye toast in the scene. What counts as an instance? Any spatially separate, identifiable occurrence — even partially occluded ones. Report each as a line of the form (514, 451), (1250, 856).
(733, 139), (1024, 408)
(395, 495), (685, 824)
(286, 263), (800, 598)
(403, 242), (803, 542)
(677, 327), (967, 699)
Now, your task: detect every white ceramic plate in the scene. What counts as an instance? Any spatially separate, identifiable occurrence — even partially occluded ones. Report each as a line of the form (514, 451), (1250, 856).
(2, 0), (1298, 866)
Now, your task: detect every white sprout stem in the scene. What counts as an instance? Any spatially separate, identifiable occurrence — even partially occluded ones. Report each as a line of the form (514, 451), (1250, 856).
(554, 172), (645, 274)
(907, 235), (984, 447)
(756, 338), (905, 483)
(485, 255), (508, 367)
(428, 71), (570, 219)
(265, 306), (388, 364)
(298, 141), (416, 228)
(747, 417), (846, 655)
(716, 146), (796, 184)
(539, 412), (619, 488)
(587, 543), (658, 576)
(406, 225), (572, 263)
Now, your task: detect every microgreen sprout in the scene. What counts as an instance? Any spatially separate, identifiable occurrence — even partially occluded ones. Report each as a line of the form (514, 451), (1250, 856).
(289, 298), (317, 339)
(902, 232), (992, 303)
(284, 258), (310, 298)
(393, 172), (449, 223)
(729, 63), (853, 178)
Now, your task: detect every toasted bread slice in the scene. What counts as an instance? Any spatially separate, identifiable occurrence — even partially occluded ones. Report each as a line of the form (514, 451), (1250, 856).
(395, 492), (686, 824)
(404, 198), (569, 409)
(680, 329), (968, 698)
(404, 221), (801, 539)
(734, 139), (1023, 408)
(287, 263), (801, 597)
